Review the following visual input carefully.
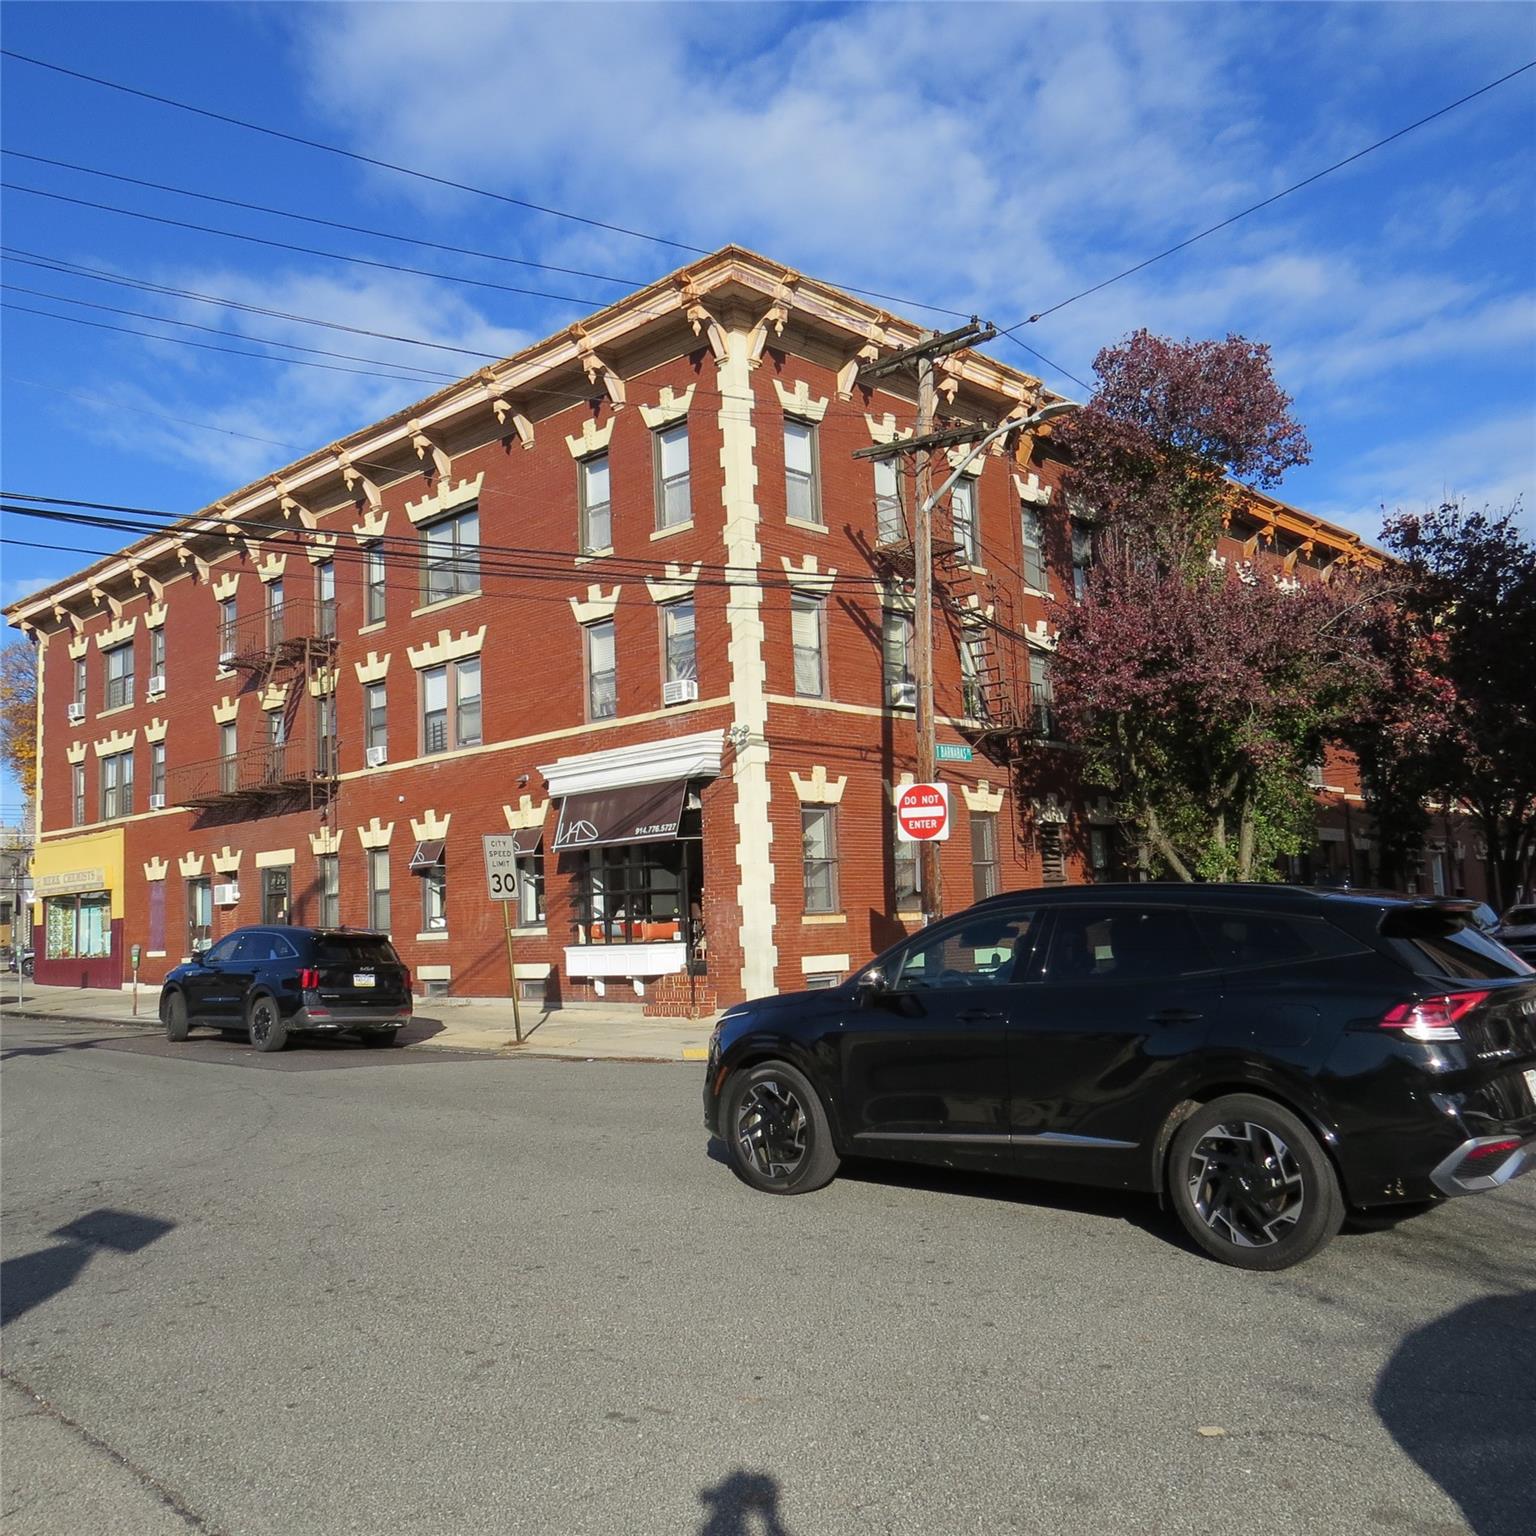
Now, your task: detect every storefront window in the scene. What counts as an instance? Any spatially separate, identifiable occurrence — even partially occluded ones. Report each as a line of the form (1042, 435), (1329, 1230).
(576, 844), (700, 946)
(44, 893), (111, 959)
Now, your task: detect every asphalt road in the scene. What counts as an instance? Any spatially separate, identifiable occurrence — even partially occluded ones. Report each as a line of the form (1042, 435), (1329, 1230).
(2, 1013), (1533, 1536)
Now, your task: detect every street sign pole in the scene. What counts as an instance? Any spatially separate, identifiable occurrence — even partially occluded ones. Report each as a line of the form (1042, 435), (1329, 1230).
(483, 834), (525, 1044)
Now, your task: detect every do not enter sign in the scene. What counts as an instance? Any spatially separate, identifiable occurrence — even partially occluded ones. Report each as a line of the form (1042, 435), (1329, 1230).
(895, 781), (951, 842)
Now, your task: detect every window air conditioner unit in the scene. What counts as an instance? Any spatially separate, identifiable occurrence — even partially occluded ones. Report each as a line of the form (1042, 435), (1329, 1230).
(218, 647), (235, 665)
(147, 674), (166, 695)
(149, 793), (166, 811)
(68, 702), (85, 724)
(888, 681), (918, 708)
(662, 678), (699, 706)
(213, 883), (240, 907)
(365, 745), (388, 768)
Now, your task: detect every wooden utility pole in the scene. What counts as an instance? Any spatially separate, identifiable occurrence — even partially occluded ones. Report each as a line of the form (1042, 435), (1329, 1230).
(913, 354), (941, 924)
(852, 321), (996, 927)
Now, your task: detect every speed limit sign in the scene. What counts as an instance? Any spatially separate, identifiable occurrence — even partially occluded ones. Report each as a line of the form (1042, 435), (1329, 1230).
(482, 834), (521, 902)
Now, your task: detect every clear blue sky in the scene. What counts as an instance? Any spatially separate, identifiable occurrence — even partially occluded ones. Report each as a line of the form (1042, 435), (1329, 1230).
(3, 1), (1534, 817)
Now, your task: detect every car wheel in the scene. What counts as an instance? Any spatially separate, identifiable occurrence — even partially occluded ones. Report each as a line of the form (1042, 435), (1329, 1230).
(722, 1061), (839, 1195)
(1168, 1094), (1342, 1271)
(247, 996), (288, 1054)
(359, 1030), (399, 1049)
(161, 991), (189, 1043)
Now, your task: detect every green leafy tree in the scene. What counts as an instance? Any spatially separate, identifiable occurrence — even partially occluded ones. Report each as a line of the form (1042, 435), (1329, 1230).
(0, 639), (37, 812)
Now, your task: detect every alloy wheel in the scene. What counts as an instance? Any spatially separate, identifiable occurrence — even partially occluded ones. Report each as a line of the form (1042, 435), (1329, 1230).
(250, 1001), (275, 1047)
(735, 1078), (809, 1181)
(1187, 1120), (1306, 1249)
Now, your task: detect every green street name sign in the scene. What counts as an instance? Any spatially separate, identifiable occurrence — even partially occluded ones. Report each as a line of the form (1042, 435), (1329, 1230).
(935, 743), (974, 763)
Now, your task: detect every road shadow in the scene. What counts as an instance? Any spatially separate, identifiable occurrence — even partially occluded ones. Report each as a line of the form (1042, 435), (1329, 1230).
(0, 1034), (128, 1062)
(1374, 1290), (1536, 1536)
(1, 1208), (175, 1326)
(698, 1469), (794, 1536)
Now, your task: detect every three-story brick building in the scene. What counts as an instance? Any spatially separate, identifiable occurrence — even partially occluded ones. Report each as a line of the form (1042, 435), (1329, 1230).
(6, 247), (1393, 1009)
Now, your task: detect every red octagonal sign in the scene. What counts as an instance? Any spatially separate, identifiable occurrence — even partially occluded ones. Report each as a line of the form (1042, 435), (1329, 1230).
(895, 781), (951, 842)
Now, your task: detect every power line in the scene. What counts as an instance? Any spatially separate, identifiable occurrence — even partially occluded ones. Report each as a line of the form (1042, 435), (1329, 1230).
(996, 331), (1092, 393)
(1, 149), (651, 290)
(1, 248), (507, 361)
(2, 282), (463, 378)
(1, 302), (451, 385)
(2, 183), (622, 309)
(1003, 57), (1536, 331)
(0, 50), (977, 322)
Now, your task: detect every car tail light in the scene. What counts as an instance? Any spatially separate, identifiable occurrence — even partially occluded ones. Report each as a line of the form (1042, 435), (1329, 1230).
(1380, 990), (1490, 1042)
(299, 967), (320, 991)
(1464, 1138), (1522, 1163)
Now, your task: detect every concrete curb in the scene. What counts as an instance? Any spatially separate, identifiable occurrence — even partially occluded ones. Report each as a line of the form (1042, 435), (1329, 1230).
(0, 1006), (700, 1065)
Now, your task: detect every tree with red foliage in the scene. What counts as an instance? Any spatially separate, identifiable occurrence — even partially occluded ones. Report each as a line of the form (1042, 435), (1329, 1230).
(1375, 501), (1536, 908)
(1045, 330), (1378, 881)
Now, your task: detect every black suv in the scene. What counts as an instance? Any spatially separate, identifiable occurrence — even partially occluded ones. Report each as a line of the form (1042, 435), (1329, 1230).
(704, 885), (1536, 1270)
(159, 927), (412, 1052)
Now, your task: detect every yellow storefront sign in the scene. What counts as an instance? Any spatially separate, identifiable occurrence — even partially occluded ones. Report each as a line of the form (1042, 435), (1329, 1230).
(30, 828), (125, 919)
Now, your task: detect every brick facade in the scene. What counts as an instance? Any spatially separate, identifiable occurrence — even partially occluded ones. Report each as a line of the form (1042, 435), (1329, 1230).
(14, 247), (1468, 1007)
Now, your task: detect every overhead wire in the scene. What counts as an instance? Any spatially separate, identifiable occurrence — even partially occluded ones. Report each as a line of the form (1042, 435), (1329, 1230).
(0, 48), (979, 322)
(1001, 57), (1536, 332)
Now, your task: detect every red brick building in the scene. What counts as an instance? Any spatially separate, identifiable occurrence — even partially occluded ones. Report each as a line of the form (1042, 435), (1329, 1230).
(8, 247), (1427, 1008)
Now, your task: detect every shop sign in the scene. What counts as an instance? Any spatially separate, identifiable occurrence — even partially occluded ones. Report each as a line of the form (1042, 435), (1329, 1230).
(36, 866), (106, 897)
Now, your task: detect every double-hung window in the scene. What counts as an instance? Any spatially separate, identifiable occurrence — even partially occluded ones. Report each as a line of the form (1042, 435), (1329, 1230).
(266, 580), (285, 647)
(219, 722), (238, 792)
(1028, 649), (1055, 735)
(318, 854), (340, 927)
(654, 423), (691, 530)
(103, 642), (134, 711)
(662, 601), (696, 685)
(314, 693), (337, 774)
(894, 829), (920, 909)
(218, 598), (237, 662)
(364, 544), (387, 624)
(72, 763), (86, 826)
(73, 656), (87, 710)
(586, 619), (616, 721)
(784, 418), (820, 524)
(367, 849), (391, 932)
(791, 594), (825, 698)
(516, 847), (546, 927)
(365, 683), (388, 755)
(961, 633), (987, 719)
(874, 456), (904, 544)
(951, 477), (979, 564)
(882, 611), (914, 703)
(422, 508), (480, 605)
(316, 560), (336, 638)
(100, 749), (133, 819)
(971, 811), (1000, 901)
(151, 741), (166, 804)
(579, 453), (611, 554)
(802, 807), (840, 915)
(149, 626), (167, 690)
(1071, 521), (1095, 600)
(1021, 505), (1047, 591)
(422, 863), (447, 932)
(421, 658), (482, 755)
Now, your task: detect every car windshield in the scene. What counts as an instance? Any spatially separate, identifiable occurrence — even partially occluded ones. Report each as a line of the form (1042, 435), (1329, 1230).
(312, 935), (401, 969)
(1380, 909), (1534, 980)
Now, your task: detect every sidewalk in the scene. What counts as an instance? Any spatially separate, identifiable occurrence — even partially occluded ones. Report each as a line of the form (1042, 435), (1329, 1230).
(0, 982), (717, 1063)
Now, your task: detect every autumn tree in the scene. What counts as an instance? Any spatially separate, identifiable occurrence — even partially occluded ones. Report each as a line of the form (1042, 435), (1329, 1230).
(1375, 501), (1536, 908)
(1044, 330), (1381, 882)
(0, 639), (37, 813)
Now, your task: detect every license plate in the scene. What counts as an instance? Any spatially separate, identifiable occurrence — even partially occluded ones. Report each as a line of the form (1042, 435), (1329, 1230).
(353, 972), (376, 988)
(1525, 1067), (1536, 1106)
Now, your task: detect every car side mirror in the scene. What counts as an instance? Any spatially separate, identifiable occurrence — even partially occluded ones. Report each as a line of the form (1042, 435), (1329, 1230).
(858, 968), (888, 1000)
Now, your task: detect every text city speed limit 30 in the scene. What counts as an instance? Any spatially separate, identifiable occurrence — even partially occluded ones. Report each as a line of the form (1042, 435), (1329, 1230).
(895, 782), (951, 842)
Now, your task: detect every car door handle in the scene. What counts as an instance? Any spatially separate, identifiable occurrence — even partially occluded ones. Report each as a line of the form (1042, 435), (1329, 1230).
(957, 1009), (1006, 1023)
(1150, 1009), (1202, 1024)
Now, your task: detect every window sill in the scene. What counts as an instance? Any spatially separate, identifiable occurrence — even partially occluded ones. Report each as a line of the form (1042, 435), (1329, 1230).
(959, 563), (988, 576)
(421, 740), (483, 761)
(145, 689), (166, 705)
(415, 931), (450, 942)
(510, 926), (548, 938)
(1021, 585), (1054, 600)
(411, 589), (482, 619)
(575, 548), (614, 564)
(649, 522), (694, 542)
(146, 950), (167, 959)
(785, 516), (829, 536)
(802, 913), (847, 925)
(95, 703), (135, 721)
(358, 619), (387, 636)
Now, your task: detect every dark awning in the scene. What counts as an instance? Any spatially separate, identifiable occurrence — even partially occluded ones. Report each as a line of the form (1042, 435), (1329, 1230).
(408, 839), (445, 875)
(553, 780), (688, 852)
(508, 827), (542, 857)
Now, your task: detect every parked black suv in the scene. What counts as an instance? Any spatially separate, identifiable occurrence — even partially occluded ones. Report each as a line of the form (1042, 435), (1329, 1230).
(704, 885), (1536, 1270)
(159, 927), (412, 1052)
